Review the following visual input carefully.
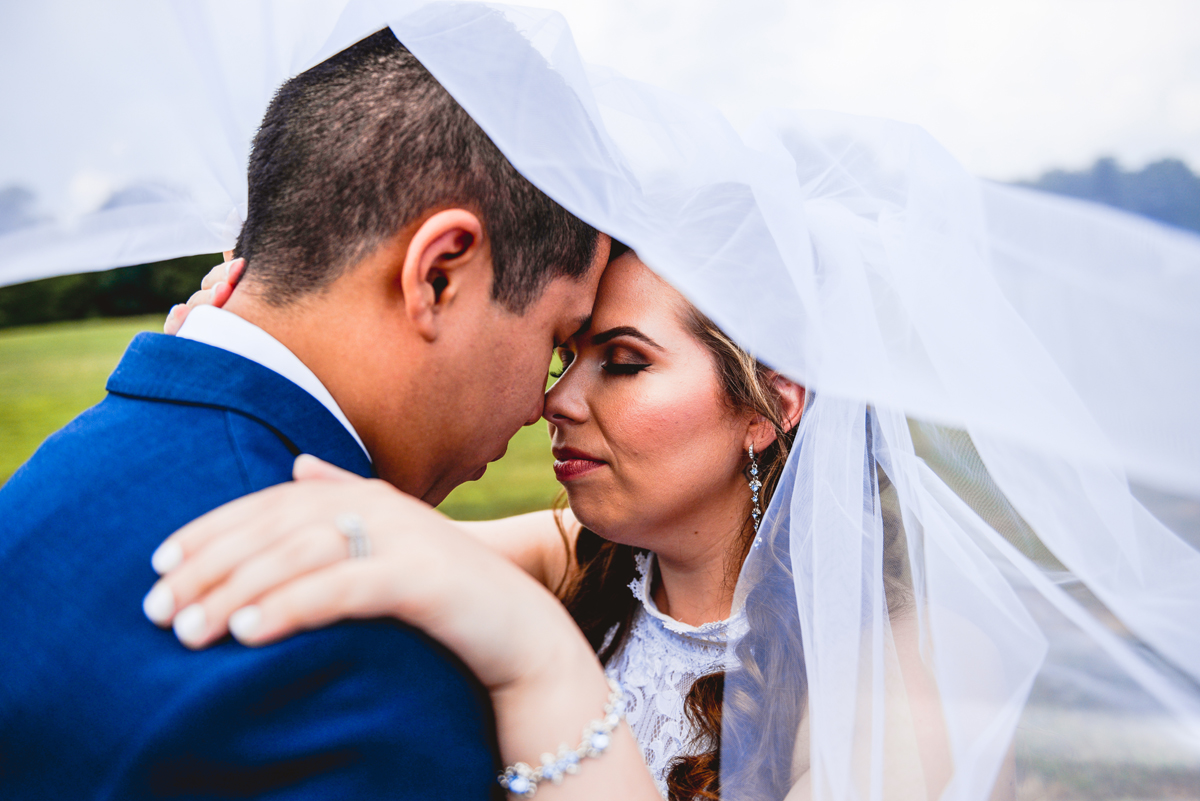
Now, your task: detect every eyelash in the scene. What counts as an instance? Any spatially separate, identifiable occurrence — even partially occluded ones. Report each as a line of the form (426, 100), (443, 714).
(549, 349), (574, 379)
(548, 350), (650, 378)
(602, 361), (649, 375)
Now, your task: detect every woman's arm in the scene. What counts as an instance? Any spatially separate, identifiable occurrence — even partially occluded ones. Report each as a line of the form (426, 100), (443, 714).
(889, 611), (1015, 801)
(457, 507), (579, 592)
(143, 455), (657, 800)
(781, 610), (1014, 801)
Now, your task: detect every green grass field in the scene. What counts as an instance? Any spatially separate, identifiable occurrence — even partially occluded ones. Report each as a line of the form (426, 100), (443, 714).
(0, 315), (560, 520)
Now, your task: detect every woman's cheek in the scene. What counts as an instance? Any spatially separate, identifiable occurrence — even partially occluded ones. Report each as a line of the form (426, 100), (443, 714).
(610, 382), (727, 492)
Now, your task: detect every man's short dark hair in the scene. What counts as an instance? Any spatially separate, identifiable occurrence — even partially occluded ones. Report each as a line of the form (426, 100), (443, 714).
(235, 29), (599, 312)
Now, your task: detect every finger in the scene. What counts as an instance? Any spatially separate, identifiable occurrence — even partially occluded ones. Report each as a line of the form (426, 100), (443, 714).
(186, 287), (215, 309)
(199, 261), (231, 291)
(228, 560), (391, 646)
(226, 258), (246, 286)
(293, 454), (361, 482)
(150, 481), (305, 576)
(163, 304), (186, 335)
(171, 523), (351, 649)
(146, 478), (368, 626)
(145, 510), (298, 629)
(209, 281), (233, 308)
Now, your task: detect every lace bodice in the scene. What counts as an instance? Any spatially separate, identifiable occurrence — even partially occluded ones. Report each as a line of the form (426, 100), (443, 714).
(603, 553), (745, 797)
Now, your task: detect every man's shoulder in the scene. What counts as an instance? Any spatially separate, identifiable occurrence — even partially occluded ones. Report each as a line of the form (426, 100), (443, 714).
(0, 334), (341, 585)
(0, 390), (290, 538)
(0, 332), (371, 515)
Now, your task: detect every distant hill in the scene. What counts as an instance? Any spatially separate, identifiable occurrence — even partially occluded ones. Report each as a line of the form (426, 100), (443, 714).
(1017, 157), (1200, 235)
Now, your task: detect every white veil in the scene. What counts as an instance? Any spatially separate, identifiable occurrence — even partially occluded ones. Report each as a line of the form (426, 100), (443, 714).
(4, 2), (1199, 799)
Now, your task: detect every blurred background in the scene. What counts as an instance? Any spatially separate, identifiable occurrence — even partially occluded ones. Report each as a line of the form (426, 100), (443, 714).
(2, 0), (1198, 521)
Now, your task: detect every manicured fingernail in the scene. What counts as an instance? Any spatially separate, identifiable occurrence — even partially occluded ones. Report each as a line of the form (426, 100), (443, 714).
(173, 604), (207, 646)
(142, 584), (175, 624)
(152, 541), (183, 575)
(229, 605), (262, 643)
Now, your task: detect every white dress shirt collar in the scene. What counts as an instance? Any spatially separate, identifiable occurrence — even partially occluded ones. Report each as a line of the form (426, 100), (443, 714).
(176, 306), (369, 460)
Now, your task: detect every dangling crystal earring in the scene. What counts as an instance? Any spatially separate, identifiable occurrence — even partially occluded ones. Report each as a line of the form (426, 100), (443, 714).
(748, 443), (762, 533)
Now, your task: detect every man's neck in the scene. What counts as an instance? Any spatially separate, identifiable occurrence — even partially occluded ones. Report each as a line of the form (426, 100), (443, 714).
(224, 288), (359, 427)
(651, 518), (743, 627)
(222, 286), (429, 496)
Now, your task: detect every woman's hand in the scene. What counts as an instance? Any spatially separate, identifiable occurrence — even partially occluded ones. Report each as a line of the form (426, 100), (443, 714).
(143, 455), (578, 692)
(163, 251), (244, 335)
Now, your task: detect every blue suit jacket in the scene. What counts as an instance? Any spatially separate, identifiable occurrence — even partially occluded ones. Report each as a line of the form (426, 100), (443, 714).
(0, 333), (500, 800)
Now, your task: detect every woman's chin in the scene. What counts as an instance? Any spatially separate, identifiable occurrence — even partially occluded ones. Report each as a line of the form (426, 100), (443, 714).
(563, 496), (647, 548)
(562, 490), (614, 540)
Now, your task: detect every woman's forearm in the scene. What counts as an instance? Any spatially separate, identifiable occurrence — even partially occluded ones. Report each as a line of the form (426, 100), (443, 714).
(489, 611), (659, 800)
(457, 507), (580, 591)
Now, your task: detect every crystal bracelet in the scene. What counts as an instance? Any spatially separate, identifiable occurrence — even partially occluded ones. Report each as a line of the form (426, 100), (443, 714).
(498, 677), (626, 798)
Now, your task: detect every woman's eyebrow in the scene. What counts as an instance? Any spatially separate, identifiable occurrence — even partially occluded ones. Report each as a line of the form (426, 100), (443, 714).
(590, 325), (663, 350)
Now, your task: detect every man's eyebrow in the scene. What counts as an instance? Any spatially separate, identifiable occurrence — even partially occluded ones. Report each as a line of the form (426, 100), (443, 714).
(590, 325), (663, 350)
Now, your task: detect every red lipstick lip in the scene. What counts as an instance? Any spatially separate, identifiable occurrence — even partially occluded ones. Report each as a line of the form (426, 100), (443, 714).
(552, 446), (600, 462)
(552, 447), (606, 482)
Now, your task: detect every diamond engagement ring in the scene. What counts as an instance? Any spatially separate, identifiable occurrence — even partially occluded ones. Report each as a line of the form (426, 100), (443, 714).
(335, 512), (371, 559)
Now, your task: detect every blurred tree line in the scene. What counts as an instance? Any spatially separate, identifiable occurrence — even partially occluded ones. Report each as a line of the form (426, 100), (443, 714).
(0, 254), (218, 330)
(0, 157), (1197, 330)
(1018, 157), (1200, 234)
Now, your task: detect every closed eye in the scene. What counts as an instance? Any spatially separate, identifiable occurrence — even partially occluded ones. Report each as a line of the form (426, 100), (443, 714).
(602, 361), (649, 376)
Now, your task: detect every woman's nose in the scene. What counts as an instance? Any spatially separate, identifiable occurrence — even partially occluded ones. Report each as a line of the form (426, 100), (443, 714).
(543, 368), (587, 424)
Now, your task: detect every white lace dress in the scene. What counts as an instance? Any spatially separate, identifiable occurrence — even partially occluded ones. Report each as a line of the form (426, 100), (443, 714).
(603, 554), (746, 798)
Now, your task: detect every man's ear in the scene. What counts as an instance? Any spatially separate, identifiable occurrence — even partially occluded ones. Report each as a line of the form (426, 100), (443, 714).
(399, 209), (486, 341)
(747, 374), (807, 452)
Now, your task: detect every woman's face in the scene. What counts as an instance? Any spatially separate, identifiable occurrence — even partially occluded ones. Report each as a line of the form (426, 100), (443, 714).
(544, 253), (753, 559)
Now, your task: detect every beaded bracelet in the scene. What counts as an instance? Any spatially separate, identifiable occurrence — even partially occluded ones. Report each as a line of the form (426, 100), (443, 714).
(498, 677), (627, 798)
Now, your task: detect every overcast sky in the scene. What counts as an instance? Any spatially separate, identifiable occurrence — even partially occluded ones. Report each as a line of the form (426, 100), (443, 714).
(533, 0), (1200, 181)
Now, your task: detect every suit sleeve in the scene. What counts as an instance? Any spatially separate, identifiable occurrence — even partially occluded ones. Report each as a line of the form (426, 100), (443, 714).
(107, 620), (502, 801)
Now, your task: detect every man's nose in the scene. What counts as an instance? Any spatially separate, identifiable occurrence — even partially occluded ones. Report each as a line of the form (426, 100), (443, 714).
(542, 372), (585, 425)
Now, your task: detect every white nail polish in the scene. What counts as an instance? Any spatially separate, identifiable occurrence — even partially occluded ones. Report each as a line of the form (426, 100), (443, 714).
(151, 542), (183, 575)
(174, 604), (207, 645)
(229, 606), (262, 642)
(142, 584), (175, 624)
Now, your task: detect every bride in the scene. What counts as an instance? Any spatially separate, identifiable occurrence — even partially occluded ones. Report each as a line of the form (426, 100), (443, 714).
(150, 242), (971, 800)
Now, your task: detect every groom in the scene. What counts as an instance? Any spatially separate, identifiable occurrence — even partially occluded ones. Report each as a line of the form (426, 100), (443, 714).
(0, 30), (605, 800)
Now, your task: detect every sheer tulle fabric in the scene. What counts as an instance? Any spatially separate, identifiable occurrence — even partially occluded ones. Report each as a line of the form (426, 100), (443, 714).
(4, 2), (1199, 798)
